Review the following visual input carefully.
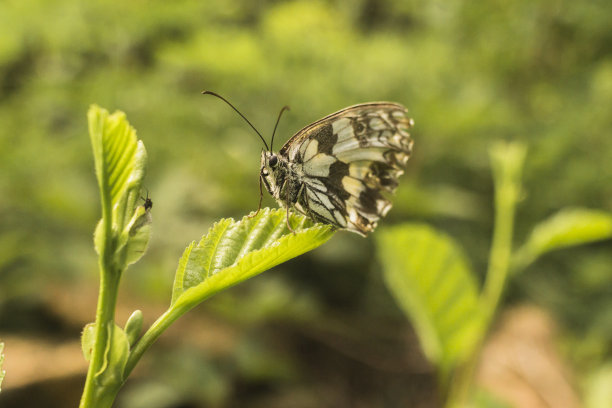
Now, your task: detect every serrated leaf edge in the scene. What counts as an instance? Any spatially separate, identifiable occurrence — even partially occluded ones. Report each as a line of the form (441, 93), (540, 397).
(172, 218), (333, 310)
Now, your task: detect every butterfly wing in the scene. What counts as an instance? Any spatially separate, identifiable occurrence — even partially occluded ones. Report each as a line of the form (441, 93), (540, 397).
(280, 103), (414, 236)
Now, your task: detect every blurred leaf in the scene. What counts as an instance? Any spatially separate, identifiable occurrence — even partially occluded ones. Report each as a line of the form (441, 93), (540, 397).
(0, 342), (4, 392)
(171, 208), (334, 309)
(513, 208), (612, 272)
(376, 223), (484, 379)
(472, 387), (512, 408)
(235, 336), (298, 382)
(585, 363), (612, 408)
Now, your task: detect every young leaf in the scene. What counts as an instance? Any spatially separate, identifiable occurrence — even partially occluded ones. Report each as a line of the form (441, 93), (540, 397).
(81, 107), (149, 408)
(124, 208), (334, 380)
(376, 223), (484, 380)
(82, 323), (96, 361)
(88, 105), (150, 261)
(513, 208), (612, 272)
(124, 310), (144, 347)
(82, 322), (130, 385)
(123, 206), (152, 265)
(170, 208), (334, 310)
(99, 325), (130, 383)
(89, 105), (143, 220)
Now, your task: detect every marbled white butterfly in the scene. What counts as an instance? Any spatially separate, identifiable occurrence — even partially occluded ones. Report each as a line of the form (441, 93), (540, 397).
(203, 92), (414, 236)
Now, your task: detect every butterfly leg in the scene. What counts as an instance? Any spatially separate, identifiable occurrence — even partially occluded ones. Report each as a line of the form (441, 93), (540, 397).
(285, 186), (296, 234)
(249, 175), (264, 218)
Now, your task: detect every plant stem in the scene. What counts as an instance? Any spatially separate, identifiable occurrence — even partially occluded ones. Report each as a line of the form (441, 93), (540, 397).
(482, 142), (525, 321)
(445, 142), (526, 408)
(80, 136), (122, 407)
(123, 303), (189, 378)
(79, 259), (122, 408)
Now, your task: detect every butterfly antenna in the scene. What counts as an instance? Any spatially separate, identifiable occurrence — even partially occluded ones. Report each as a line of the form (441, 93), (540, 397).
(202, 91), (269, 150)
(270, 105), (290, 152)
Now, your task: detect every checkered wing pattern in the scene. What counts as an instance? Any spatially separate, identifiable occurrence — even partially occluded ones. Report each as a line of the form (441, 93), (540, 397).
(278, 103), (414, 236)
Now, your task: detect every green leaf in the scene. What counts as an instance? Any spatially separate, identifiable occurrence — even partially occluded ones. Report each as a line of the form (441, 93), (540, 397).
(170, 208), (334, 309)
(585, 363), (612, 408)
(95, 324), (130, 385)
(88, 105), (147, 255)
(124, 212), (331, 380)
(124, 310), (144, 347)
(82, 323), (129, 384)
(0, 342), (5, 392)
(82, 323), (96, 361)
(89, 105), (143, 222)
(123, 206), (152, 265)
(376, 223), (484, 380)
(513, 208), (612, 272)
(93, 219), (104, 256)
(88, 105), (151, 265)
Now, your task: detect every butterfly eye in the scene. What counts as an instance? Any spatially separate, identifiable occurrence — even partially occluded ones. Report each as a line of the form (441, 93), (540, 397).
(268, 155), (278, 167)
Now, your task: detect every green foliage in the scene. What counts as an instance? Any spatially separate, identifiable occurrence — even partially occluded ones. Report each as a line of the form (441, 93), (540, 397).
(82, 105), (153, 407)
(2, 0), (612, 406)
(87, 323), (129, 387)
(585, 364), (612, 408)
(82, 107), (334, 406)
(171, 208), (334, 307)
(377, 142), (612, 406)
(90, 105), (151, 267)
(123, 208), (334, 378)
(513, 208), (612, 271)
(377, 224), (484, 381)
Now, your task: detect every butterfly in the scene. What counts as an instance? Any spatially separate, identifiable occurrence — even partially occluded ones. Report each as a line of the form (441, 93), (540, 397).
(203, 92), (414, 236)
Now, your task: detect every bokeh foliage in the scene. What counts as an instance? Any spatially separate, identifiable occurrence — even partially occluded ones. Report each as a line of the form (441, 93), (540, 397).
(1, 0), (611, 406)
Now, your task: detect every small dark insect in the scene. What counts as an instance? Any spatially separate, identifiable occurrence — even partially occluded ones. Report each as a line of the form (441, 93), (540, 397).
(141, 190), (153, 211)
(203, 91), (414, 236)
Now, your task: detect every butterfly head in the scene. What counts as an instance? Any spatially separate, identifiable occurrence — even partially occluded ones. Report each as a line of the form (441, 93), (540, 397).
(260, 150), (282, 196)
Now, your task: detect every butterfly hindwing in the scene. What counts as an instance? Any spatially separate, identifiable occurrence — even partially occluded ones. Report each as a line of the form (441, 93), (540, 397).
(279, 103), (413, 236)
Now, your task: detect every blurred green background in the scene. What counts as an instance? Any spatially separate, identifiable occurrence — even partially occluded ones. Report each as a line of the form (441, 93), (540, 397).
(1, 0), (611, 407)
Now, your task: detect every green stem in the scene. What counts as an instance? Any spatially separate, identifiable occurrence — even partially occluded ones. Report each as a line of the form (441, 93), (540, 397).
(481, 143), (525, 321)
(445, 142), (525, 408)
(482, 183), (516, 320)
(80, 119), (122, 407)
(79, 260), (123, 408)
(123, 302), (191, 378)
(445, 182), (517, 407)
(80, 106), (149, 407)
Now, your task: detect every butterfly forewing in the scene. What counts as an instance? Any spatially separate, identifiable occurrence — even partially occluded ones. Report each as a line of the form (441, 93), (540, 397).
(267, 102), (413, 236)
